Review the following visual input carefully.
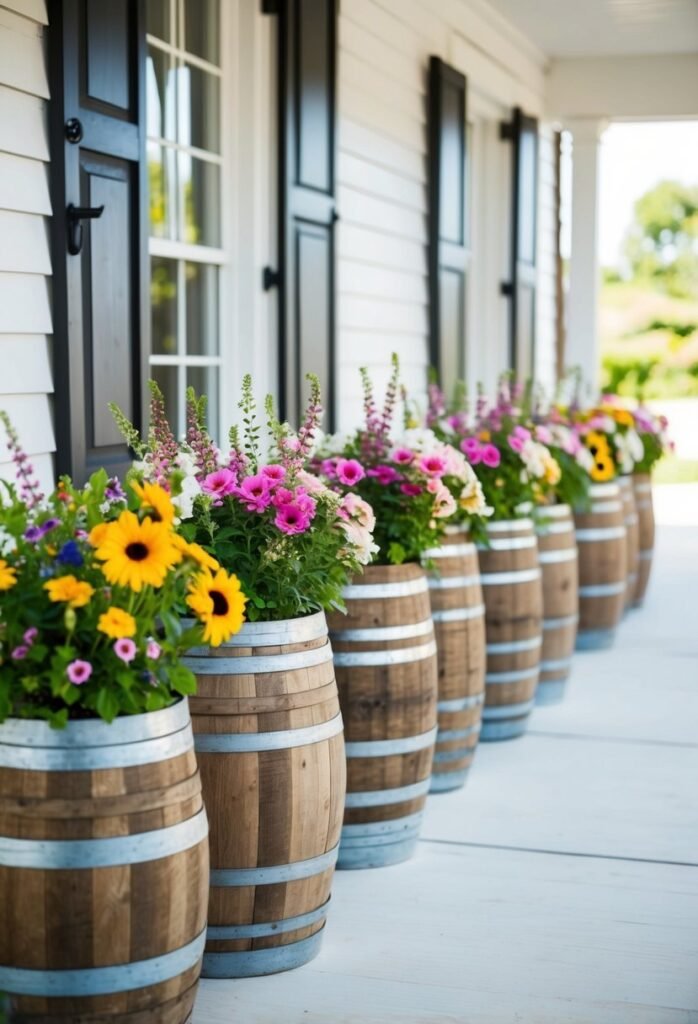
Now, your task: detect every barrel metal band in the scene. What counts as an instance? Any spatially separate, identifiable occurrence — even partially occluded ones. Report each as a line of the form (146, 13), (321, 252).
(0, 928), (206, 997)
(589, 483), (619, 498)
(485, 518), (533, 532)
(345, 725), (437, 759)
(543, 614), (579, 630)
(332, 638), (436, 668)
(206, 899), (330, 940)
(195, 713), (343, 753)
(438, 692), (485, 712)
(576, 527), (626, 542)
(0, 699), (190, 749)
(0, 808), (208, 870)
(536, 504), (571, 519)
(422, 542), (476, 559)
(210, 845), (339, 887)
(485, 667), (540, 684)
(330, 617), (432, 643)
(486, 636), (541, 654)
(480, 568), (541, 586)
(482, 699), (535, 719)
(185, 612), (327, 653)
(540, 657), (572, 671)
(343, 777), (431, 808)
(477, 536), (536, 551)
(428, 573), (480, 590)
(589, 501), (623, 514)
(625, 515), (639, 526)
(0, 724), (194, 772)
(639, 549), (653, 560)
(538, 548), (577, 564)
(342, 576), (428, 599)
(183, 641), (333, 676)
(536, 521), (574, 535)
(437, 722), (481, 742)
(634, 482), (651, 493)
(431, 603), (485, 623)
(433, 747), (476, 764)
(579, 581), (626, 597)
(341, 811), (424, 839)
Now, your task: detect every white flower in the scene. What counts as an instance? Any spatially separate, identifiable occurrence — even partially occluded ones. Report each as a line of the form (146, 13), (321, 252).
(339, 519), (379, 565)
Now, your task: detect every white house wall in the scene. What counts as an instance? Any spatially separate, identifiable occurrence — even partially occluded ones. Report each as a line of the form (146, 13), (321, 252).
(0, 0), (54, 492)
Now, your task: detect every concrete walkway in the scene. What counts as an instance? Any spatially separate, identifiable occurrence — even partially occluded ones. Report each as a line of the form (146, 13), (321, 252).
(194, 485), (698, 1024)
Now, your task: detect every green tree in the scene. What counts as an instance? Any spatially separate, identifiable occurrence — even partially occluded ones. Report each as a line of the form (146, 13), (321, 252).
(624, 179), (698, 298)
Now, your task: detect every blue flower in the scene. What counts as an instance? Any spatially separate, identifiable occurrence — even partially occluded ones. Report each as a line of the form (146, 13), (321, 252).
(24, 525), (42, 542)
(56, 540), (83, 567)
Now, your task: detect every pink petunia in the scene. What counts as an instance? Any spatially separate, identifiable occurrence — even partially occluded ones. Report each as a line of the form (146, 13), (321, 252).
(335, 458), (365, 486)
(274, 502), (312, 535)
(481, 444), (501, 468)
(391, 447), (415, 466)
(507, 434), (524, 453)
(202, 469), (237, 502)
(293, 488), (317, 518)
(271, 486), (294, 507)
(11, 645), (29, 660)
(67, 659), (93, 685)
(114, 638), (137, 664)
(461, 438), (482, 465)
(146, 639), (162, 660)
(367, 465), (401, 486)
(400, 483), (422, 496)
(419, 455), (447, 478)
(260, 464), (286, 487)
(236, 474), (272, 512)
(23, 627), (38, 646)
(513, 425), (531, 442)
(534, 425), (553, 445)
(321, 458), (337, 478)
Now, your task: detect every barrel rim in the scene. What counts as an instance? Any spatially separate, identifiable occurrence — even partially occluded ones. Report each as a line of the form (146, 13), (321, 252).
(587, 482), (620, 498)
(184, 610), (327, 650)
(485, 518), (533, 533)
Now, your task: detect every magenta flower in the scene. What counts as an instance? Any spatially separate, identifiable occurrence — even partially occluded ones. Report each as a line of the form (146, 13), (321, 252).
(274, 502), (312, 535)
(368, 465), (401, 486)
(114, 638), (137, 664)
(513, 425), (531, 441)
(236, 474), (272, 512)
(293, 488), (317, 517)
(260, 464), (286, 487)
(419, 455), (447, 478)
(481, 444), (501, 468)
(507, 434), (524, 453)
(391, 447), (414, 465)
(321, 458), (337, 478)
(534, 425), (553, 445)
(146, 639), (162, 660)
(23, 627), (38, 646)
(202, 469), (237, 502)
(271, 486), (294, 507)
(400, 483), (422, 496)
(11, 645), (29, 660)
(461, 438), (482, 465)
(335, 458), (365, 486)
(67, 659), (93, 685)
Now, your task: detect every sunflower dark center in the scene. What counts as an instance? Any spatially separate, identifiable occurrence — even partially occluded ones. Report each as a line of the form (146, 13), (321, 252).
(210, 590), (229, 616)
(126, 542), (149, 561)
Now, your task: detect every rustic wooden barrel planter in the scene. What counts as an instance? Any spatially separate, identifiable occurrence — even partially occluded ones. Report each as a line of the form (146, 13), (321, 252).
(477, 519), (543, 740)
(184, 612), (345, 978)
(327, 564), (438, 869)
(534, 504), (579, 705)
(633, 473), (655, 607)
(618, 476), (640, 611)
(0, 701), (209, 1023)
(423, 527), (486, 792)
(574, 482), (628, 650)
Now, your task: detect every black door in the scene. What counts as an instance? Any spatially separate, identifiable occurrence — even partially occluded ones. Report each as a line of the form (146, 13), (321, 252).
(428, 57), (468, 387)
(49, 0), (147, 484)
(274, 0), (338, 427)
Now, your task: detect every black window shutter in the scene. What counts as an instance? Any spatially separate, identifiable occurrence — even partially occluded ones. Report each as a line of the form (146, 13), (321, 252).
(275, 0), (338, 427)
(428, 56), (468, 386)
(49, 0), (148, 485)
(502, 107), (539, 376)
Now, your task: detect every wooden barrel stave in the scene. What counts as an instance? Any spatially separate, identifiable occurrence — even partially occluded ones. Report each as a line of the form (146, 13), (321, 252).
(574, 483), (627, 650)
(632, 473), (655, 606)
(0, 702), (208, 1022)
(535, 504), (579, 704)
(185, 612), (345, 978)
(477, 519), (543, 740)
(424, 527), (486, 792)
(328, 564), (438, 868)
(618, 476), (640, 611)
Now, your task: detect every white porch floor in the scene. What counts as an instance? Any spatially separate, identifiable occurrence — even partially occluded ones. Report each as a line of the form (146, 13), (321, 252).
(194, 485), (698, 1024)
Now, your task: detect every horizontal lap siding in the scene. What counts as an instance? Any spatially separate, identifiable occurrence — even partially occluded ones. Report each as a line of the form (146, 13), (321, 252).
(0, 0), (54, 492)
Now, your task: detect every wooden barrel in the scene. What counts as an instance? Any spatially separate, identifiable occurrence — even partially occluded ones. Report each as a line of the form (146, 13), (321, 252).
(477, 519), (543, 741)
(327, 564), (438, 869)
(534, 504), (579, 705)
(184, 612), (345, 978)
(0, 701), (209, 1023)
(574, 482), (627, 650)
(618, 476), (640, 611)
(633, 473), (655, 607)
(423, 527), (485, 792)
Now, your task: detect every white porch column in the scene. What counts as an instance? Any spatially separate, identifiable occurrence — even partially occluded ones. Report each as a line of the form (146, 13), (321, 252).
(565, 118), (607, 397)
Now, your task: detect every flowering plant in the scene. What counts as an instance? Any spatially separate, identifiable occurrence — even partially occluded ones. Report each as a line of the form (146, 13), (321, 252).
(0, 413), (245, 726)
(527, 405), (593, 510)
(572, 397), (645, 480)
(113, 377), (375, 622)
(315, 357), (487, 564)
(427, 378), (562, 522)
(631, 406), (672, 473)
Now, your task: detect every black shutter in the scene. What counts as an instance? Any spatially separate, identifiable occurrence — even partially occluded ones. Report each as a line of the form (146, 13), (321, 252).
(49, 0), (147, 484)
(428, 57), (468, 386)
(502, 107), (539, 375)
(275, 0), (338, 427)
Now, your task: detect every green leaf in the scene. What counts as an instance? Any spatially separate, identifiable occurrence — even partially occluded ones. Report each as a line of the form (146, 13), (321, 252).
(168, 665), (197, 696)
(96, 688), (120, 723)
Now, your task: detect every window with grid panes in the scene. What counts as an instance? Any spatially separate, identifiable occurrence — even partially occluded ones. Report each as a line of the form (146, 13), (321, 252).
(146, 0), (222, 437)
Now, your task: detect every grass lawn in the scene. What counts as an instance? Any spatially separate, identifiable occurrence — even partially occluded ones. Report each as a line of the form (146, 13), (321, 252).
(652, 457), (698, 485)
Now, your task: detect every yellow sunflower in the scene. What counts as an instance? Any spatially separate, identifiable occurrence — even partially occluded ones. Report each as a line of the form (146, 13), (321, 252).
(612, 409), (634, 428)
(186, 568), (246, 647)
(131, 481), (176, 525)
(91, 511), (181, 592)
(97, 606), (137, 639)
(590, 456), (615, 482)
(172, 534), (220, 572)
(89, 522), (109, 547)
(0, 559), (17, 591)
(44, 574), (95, 608)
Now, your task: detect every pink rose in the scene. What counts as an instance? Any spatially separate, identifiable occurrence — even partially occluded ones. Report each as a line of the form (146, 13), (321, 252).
(336, 458), (365, 486)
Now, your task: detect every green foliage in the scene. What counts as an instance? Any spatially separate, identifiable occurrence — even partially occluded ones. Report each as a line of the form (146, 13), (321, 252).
(624, 179), (698, 298)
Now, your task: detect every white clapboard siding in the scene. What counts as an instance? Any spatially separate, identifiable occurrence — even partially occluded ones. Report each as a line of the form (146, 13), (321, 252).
(0, 0), (54, 485)
(339, 153), (426, 211)
(337, 185), (425, 242)
(339, 261), (428, 305)
(340, 295), (428, 335)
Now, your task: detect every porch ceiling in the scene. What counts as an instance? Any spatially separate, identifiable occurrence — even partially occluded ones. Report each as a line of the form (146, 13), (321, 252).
(483, 0), (698, 57)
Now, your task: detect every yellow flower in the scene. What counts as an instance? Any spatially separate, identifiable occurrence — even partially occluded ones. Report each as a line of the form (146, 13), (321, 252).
(44, 574), (95, 608)
(98, 606), (137, 639)
(91, 511), (181, 592)
(612, 409), (633, 427)
(585, 431), (611, 459)
(186, 568), (246, 647)
(172, 534), (220, 572)
(89, 522), (109, 547)
(479, 430), (491, 442)
(591, 456), (615, 482)
(131, 480), (176, 525)
(0, 559), (17, 591)
(544, 457), (562, 486)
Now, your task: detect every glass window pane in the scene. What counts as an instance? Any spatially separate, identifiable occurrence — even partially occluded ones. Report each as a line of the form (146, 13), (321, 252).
(151, 364), (179, 434)
(186, 263), (219, 355)
(147, 143), (174, 239)
(180, 155), (220, 246)
(178, 63), (220, 153)
(146, 0), (171, 42)
(184, 0), (220, 65)
(151, 257), (178, 356)
(187, 366), (219, 434)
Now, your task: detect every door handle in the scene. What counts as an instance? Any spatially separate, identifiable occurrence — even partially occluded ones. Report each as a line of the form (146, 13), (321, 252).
(66, 203), (104, 256)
